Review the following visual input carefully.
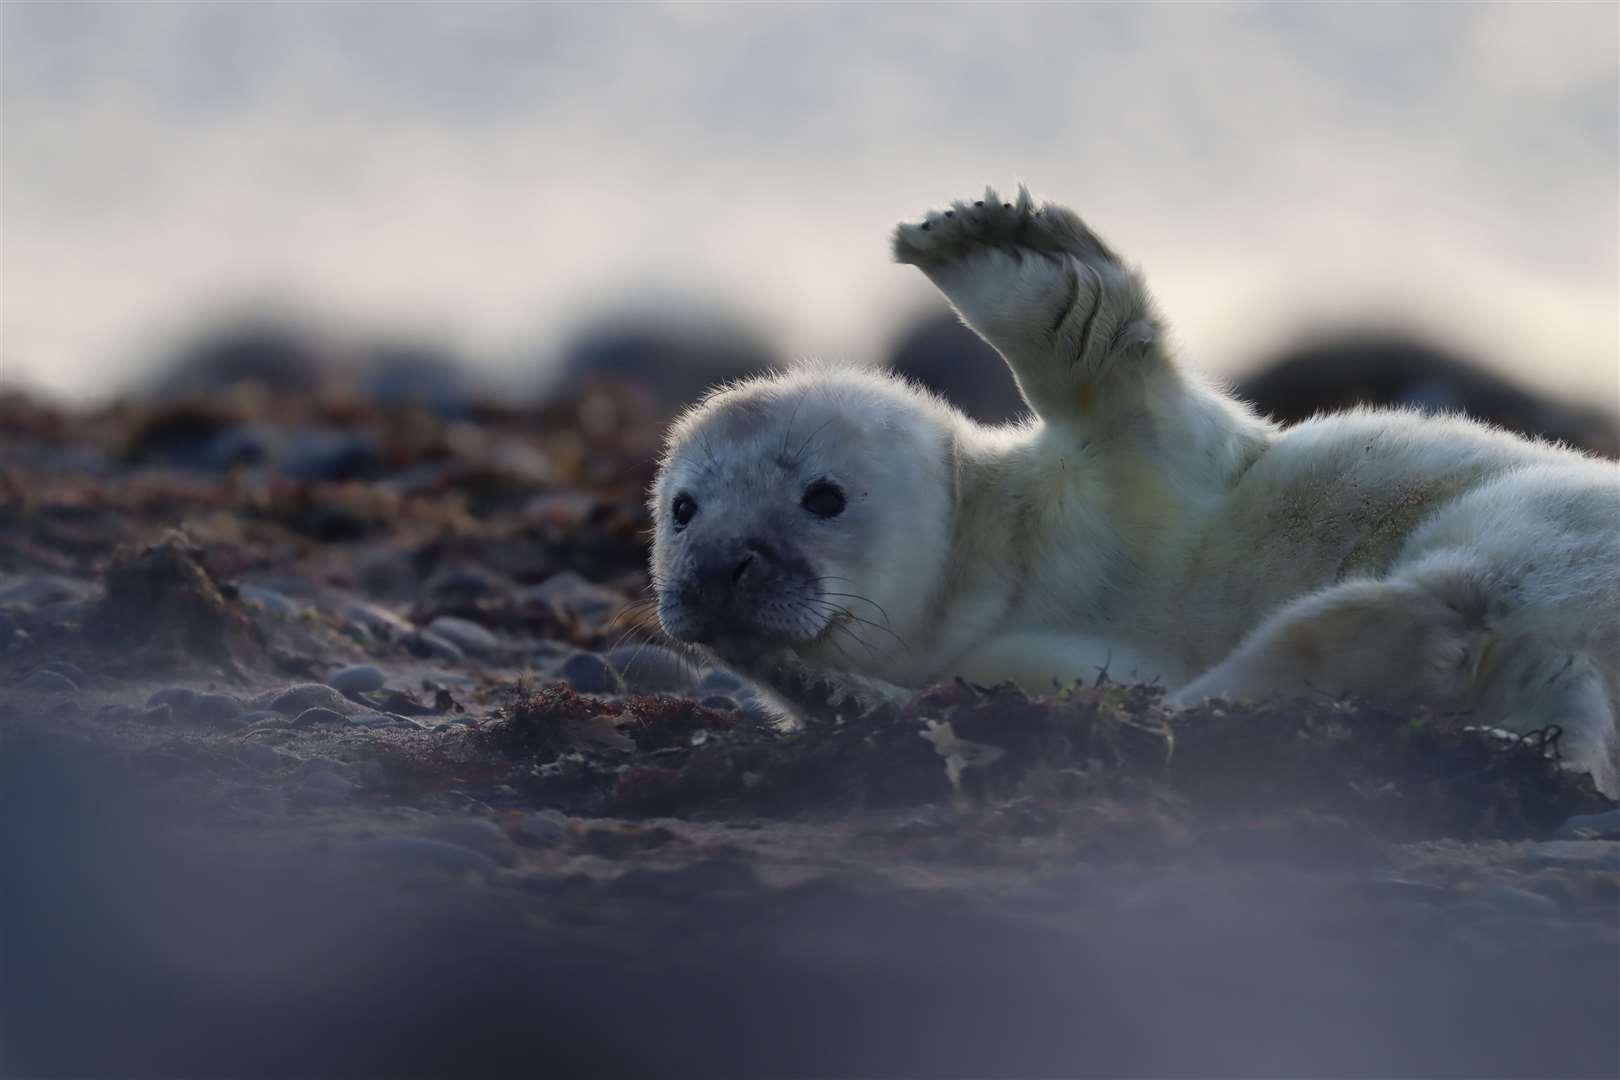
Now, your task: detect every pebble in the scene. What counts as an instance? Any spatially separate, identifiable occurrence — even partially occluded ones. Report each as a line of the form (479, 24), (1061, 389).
(349, 712), (423, 729)
(190, 693), (243, 724)
(342, 601), (415, 638)
(606, 644), (700, 693)
(21, 600), (91, 632)
(266, 683), (353, 716)
(425, 566), (507, 602)
(298, 770), (357, 801)
(239, 585), (299, 617)
(20, 669), (79, 693)
(279, 428), (382, 482)
(1555, 809), (1620, 840)
(516, 810), (570, 846)
(293, 707), (347, 727)
(204, 424), (278, 470)
(140, 704), (174, 725)
(235, 710), (282, 729)
(560, 651), (623, 694)
(1516, 840), (1620, 871)
(148, 687), (197, 711)
(237, 743), (291, 771)
(41, 660), (91, 686)
(427, 819), (518, 866)
(407, 630), (464, 662)
(0, 575), (91, 609)
(520, 571), (627, 623)
(328, 663), (386, 695)
(699, 695), (739, 712)
(351, 837), (498, 876)
(427, 616), (502, 659)
(1479, 883), (1562, 918)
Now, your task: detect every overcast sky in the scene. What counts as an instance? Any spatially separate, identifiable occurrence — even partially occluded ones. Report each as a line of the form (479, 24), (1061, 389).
(2, 2), (1616, 405)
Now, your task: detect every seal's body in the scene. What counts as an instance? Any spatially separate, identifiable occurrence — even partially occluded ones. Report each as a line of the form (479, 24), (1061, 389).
(650, 187), (1620, 793)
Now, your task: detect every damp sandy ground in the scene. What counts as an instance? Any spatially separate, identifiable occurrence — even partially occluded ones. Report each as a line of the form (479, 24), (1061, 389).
(2, 386), (1616, 1078)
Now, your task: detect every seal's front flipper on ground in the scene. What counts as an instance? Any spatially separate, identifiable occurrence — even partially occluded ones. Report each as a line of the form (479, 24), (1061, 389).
(738, 650), (911, 725)
(892, 185), (1165, 429)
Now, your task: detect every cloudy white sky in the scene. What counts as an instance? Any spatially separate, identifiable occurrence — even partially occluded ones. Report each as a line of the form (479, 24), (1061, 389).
(2, 2), (1616, 405)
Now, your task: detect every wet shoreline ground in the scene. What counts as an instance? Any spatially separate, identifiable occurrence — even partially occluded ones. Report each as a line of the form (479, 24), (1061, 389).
(2, 385), (1616, 1077)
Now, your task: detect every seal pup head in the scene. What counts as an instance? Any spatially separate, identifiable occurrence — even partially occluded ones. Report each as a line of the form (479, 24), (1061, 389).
(650, 363), (958, 665)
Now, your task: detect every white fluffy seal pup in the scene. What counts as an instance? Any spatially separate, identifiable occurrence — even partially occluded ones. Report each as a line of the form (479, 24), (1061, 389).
(649, 185), (1620, 794)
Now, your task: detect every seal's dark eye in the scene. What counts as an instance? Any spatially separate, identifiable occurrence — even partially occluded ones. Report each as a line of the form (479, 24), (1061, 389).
(801, 481), (845, 518)
(672, 493), (697, 528)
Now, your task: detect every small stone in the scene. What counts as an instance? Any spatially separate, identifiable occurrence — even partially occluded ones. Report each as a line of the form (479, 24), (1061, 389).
(42, 660), (91, 686)
(239, 585), (298, 617)
(516, 811), (570, 845)
(0, 575), (91, 609)
(699, 695), (739, 712)
(407, 630), (464, 662)
(427, 616), (502, 659)
(425, 566), (507, 602)
(266, 683), (353, 716)
(140, 704), (174, 725)
(606, 644), (699, 693)
(204, 424), (278, 470)
(520, 571), (627, 623)
(427, 819), (517, 866)
(1480, 883), (1562, 918)
(328, 663), (386, 695)
(190, 692), (243, 723)
(293, 707), (347, 727)
(21, 599), (92, 631)
(237, 743), (289, 771)
(147, 687), (198, 711)
(279, 427), (382, 482)
(342, 601), (414, 638)
(20, 669), (78, 693)
(1554, 809), (1620, 840)
(560, 651), (623, 694)
(235, 710), (282, 728)
(351, 837), (498, 876)
(299, 770), (357, 800)
(1517, 840), (1620, 870)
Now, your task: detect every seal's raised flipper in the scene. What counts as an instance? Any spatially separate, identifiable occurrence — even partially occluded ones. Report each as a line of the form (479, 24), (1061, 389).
(893, 186), (1165, 430)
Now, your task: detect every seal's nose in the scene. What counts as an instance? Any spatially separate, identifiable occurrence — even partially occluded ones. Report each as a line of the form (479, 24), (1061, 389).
(693, 538), (775, 594)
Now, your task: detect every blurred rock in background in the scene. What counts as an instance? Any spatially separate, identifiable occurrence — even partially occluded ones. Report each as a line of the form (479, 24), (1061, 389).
(885, 310), (1030, 425)
(1236, 332), (1618, 457)
(550, 313), (778, 417)
(131, 314), (1616, 460)
(359, 341), (477, 419)
(145, 321), (329, 400)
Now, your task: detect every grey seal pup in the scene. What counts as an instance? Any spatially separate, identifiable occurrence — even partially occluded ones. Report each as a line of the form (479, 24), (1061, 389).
(649, 185), (1620, 794)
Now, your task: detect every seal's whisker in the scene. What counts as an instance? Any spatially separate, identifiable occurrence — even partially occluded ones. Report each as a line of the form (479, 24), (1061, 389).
(815, 590), (895, 628)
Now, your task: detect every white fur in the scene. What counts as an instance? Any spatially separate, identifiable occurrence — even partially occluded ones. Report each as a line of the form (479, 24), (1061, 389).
(651, 186), (1620, 794)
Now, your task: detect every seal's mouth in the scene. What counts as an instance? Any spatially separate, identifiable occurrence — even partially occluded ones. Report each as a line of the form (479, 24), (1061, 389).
(656, 586), (835, 658)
